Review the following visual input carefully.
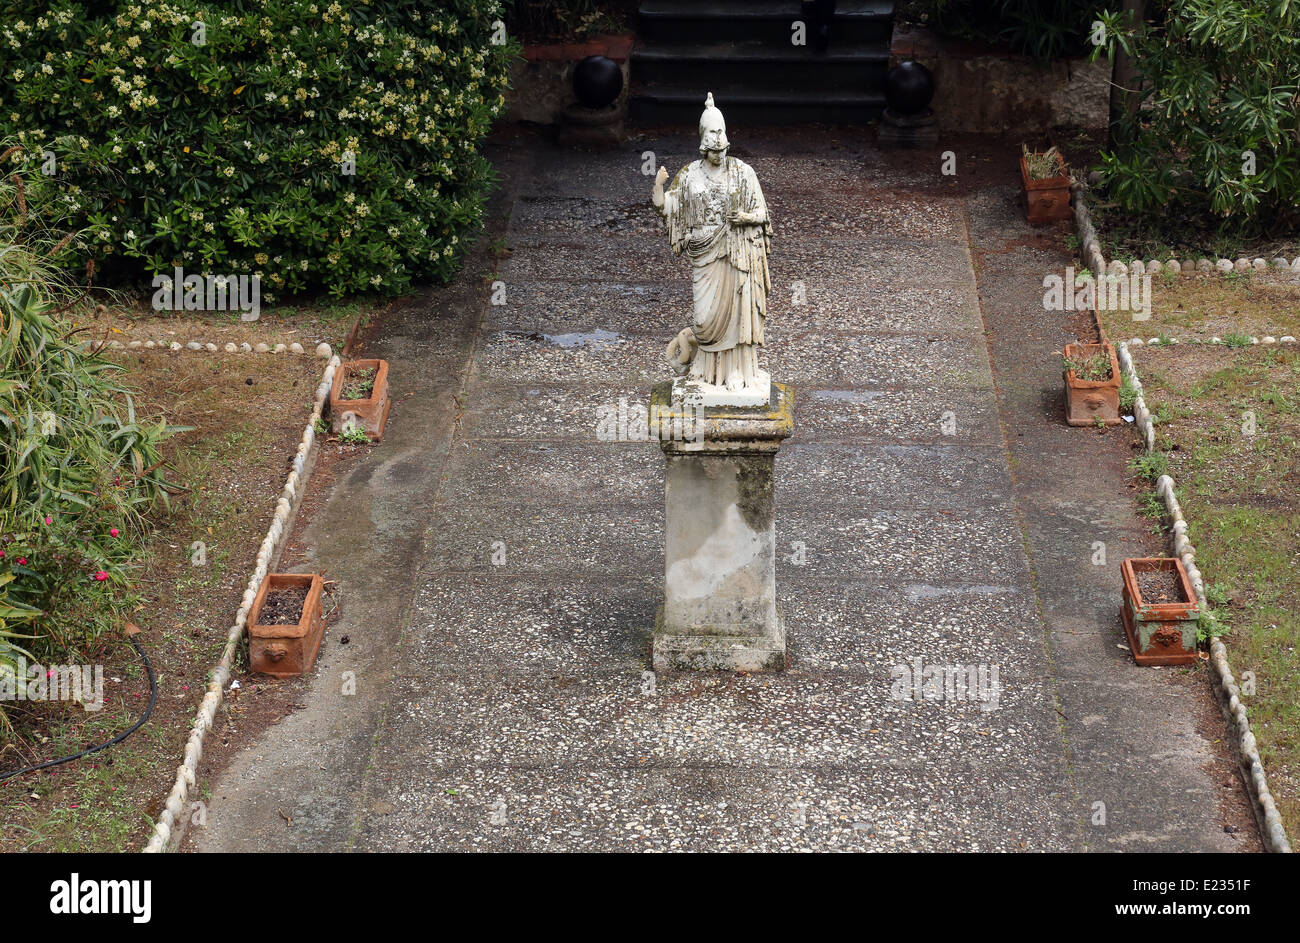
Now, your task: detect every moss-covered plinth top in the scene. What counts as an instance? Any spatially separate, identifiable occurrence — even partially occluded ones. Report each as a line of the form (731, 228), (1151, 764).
(650, 380), (794, 455)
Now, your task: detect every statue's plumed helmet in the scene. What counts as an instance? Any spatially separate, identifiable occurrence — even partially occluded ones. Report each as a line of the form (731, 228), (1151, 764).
(698, 92), (729, 152)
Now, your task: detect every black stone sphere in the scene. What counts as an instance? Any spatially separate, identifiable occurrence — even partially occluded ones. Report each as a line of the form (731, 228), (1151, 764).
(572, 55), (623, 109)
(885, 60), (935, 116)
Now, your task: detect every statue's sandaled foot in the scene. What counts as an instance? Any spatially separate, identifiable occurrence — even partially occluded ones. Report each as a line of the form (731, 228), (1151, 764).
(724, 370), (745, 392)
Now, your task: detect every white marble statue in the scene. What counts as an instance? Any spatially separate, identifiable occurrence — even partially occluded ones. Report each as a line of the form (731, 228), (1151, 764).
(652, 93), (773, 405)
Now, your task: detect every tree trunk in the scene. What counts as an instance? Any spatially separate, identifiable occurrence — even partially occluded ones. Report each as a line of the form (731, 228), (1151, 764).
(1108, 0), (1147, 150)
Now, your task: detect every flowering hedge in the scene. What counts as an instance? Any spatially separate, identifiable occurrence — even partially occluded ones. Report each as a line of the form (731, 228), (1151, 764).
(0, 1), (514, 298)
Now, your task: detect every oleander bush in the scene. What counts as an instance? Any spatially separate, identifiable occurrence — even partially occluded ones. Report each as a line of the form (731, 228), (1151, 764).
(0, 1), (514, 299)
(1092, 1), (1300, 230)
(0, 160), (172, 717)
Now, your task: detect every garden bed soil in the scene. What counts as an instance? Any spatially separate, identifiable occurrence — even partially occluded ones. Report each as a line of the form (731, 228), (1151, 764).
(65, 292), (382, 355)
(1135, 565), (1188, 606)
(0, 352), (325, 851)
(340, 366), (378, 401)
(257, 585), (310, 625)
(1097, 275), (1300, 347)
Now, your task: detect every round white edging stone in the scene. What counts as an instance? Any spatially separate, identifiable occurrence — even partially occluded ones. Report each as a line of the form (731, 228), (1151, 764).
(1069, 184), (1300, 286)
(1117, 342), (1293, 854)
(143, 354), (341, 853)
(96, 337), (333, 358)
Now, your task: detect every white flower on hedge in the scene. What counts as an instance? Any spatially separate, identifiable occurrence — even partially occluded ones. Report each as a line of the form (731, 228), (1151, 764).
(223, 166), (235, 177)
(387, 226), (399, 238)
(370, 275), (382, 286)
(125, 230), (136, 241)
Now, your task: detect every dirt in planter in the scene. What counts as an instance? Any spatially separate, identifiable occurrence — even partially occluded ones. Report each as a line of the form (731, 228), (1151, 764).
(258, 585), (310, 625)
(1136, 566), (1187, 605)
(340, 366), (377, 400)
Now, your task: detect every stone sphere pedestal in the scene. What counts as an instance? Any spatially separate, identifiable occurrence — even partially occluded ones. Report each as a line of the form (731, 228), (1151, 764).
(557, 102), (625, 150)
(877, 107), (938, 148)
(649, 379), (794, 672)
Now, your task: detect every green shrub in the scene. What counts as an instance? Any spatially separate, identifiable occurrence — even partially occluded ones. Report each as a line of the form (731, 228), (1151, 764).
(922, 0), (1097, 60)
(1, 159), (173, 683)
(0, 1), (514, 299)
(1092, 1), (1300, 229)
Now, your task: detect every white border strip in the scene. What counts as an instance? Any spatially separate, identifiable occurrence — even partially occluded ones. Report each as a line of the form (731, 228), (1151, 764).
(1116, 340), (1293, 853)
(141, 354), (341, 853)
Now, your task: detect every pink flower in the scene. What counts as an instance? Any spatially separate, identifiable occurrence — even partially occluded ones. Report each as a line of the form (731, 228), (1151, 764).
(44, 516), (52, 525)
(109, 528), (119, 538)
(16, 557), (26, 565)
(94, 570), (108, 581)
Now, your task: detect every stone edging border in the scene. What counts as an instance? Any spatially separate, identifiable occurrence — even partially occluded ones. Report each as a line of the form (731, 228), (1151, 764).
(1124, 336), (1297, 348)
(1072, 180), (1293, 853)
(90, 338), (334, 357)
(1116, 339), (1292, 853)
(141, 354), (341, 853)
(1071, 180), (1300, 280)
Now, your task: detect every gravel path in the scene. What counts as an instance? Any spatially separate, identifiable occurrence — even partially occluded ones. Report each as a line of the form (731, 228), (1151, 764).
(193, 128), (1252, 852)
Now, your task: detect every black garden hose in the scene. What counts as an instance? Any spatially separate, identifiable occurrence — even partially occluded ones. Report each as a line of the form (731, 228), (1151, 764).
(0, 633), (158, 783)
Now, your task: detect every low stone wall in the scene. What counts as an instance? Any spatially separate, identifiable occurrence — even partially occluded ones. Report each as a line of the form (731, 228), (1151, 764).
(503, 34), (633, 125)
(892, 27), (1108, 133)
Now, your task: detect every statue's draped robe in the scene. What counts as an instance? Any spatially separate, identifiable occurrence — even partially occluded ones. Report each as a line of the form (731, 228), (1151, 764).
(662, 156), (772, 388)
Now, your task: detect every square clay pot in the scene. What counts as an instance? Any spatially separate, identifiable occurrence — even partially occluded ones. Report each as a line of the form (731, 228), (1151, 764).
(1120, 557), (1201, 666)
(249, 573), (326, 678)
(330, 359), (390, 441)
(1021, 152), (1071, 225)
(1064, 341), (1121, 426)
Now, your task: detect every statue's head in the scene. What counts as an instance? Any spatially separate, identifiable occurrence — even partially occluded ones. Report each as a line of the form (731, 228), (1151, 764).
(698, 92), (729, 160)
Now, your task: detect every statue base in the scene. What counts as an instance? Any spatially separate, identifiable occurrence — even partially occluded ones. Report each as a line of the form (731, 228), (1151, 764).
(649, 381), (794, 671)
(671, 373), (771, 409)
(877, 108), (939, 148)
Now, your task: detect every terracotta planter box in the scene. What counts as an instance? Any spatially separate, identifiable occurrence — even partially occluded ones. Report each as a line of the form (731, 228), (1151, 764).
(330, 359), (390, 441)
(1120, 557), (1201, 666)
(249, 573), (326, 678)
(1021, 152), (1071, 225)
(1063, 342), (1121, 426)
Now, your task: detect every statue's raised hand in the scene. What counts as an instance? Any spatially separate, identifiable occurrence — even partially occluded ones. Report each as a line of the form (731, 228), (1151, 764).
(652, 165), (668, 209)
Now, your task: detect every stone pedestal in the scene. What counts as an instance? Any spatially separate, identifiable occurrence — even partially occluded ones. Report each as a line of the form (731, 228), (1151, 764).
(649, 380), (794, 672)
(557, 103), (624, 150)
(876, 108), (939, 148)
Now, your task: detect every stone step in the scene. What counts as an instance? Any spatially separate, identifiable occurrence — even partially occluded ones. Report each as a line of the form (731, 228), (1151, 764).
(638, 0), (896, 44)
(629, 82), (886, 125)
(632, 40), (890, 91)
